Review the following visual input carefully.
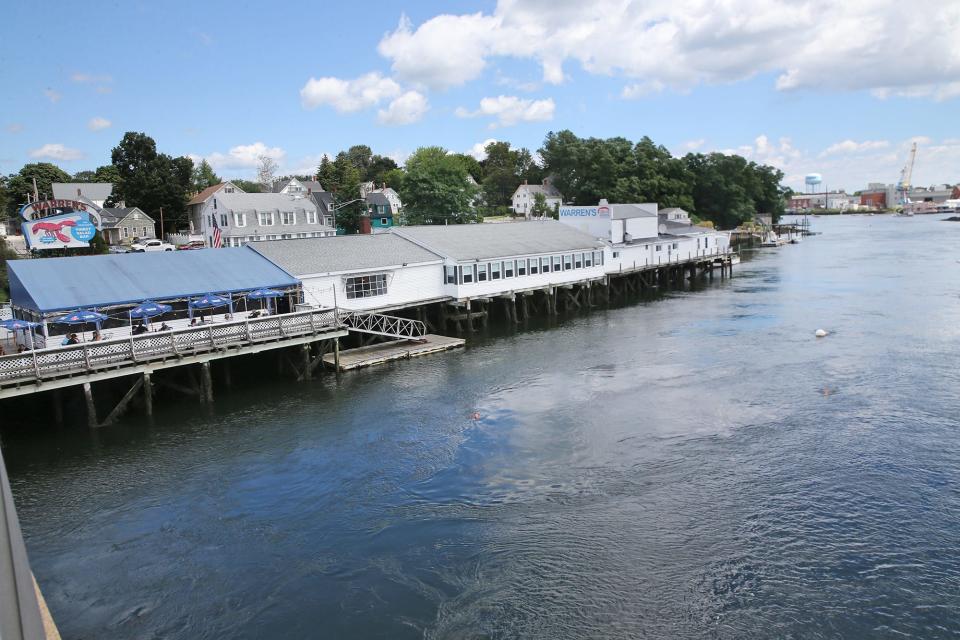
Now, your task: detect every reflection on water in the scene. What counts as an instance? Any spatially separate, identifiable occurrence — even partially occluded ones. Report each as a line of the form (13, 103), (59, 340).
(5, 215), (960, 639)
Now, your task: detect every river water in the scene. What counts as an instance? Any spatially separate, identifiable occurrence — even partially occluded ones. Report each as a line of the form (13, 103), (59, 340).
(5, 214), (960, 639)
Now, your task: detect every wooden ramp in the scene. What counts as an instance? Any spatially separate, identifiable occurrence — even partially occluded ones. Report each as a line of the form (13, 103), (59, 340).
(325, 334), (465, 371)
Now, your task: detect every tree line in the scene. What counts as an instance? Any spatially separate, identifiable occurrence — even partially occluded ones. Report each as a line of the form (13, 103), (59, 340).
(0, 130), (788, 236)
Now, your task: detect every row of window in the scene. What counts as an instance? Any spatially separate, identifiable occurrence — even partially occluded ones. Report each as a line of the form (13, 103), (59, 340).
(120, 226), (151, 239)
(215, 232), (332, 247)
(444, 251), (604, 285)
(209, 211), (331, 228)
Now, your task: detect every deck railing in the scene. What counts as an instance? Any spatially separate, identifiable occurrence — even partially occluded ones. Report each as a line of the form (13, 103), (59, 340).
(0, 308), (342, 387)
(340, 311), (426, 339)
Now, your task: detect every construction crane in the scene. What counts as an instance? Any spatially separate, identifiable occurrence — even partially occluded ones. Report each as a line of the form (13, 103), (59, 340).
(896, 142), (918, 206)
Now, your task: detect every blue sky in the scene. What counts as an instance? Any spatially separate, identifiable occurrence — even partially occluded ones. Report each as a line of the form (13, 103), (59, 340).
(2, 0), (958, 192)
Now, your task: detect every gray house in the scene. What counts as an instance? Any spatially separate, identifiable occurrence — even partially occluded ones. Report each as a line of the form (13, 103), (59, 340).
(99, 207), (156, 245)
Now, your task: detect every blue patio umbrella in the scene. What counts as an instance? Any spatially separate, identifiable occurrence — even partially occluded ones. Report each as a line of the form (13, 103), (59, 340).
(189, 293), (232, 321)
(54, 310), (108, 342)
(0, 319), (40, 350)
(130, 300), (172, 327)
(131, 300), (173, 318)
(247, 288), (282, 313)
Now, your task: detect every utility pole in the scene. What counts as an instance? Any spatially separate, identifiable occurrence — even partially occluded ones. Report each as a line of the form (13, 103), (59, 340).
(159, 207), (164, 238)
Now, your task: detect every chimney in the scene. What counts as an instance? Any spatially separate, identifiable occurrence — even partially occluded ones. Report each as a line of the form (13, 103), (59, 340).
(523, 179), (528, 185)
(307, 188), (312, 195)
(359, 215), (372, 234)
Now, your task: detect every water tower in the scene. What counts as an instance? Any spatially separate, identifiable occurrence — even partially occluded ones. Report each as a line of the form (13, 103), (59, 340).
(804, 173), (823, 194)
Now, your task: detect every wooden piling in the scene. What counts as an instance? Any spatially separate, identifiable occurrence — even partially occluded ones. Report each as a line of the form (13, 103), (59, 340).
(201, 362), (213, 403)
(143, 372), (153, 417)
(82, 382), (97, 429)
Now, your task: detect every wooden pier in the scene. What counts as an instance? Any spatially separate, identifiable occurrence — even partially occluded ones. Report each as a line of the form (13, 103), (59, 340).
(323, 334), (465, 371)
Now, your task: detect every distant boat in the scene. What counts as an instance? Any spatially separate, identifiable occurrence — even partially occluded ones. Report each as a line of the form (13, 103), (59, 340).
(731, 254), (741, 265)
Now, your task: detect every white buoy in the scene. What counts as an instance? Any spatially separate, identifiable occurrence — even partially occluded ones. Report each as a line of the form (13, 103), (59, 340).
(815, 329), (828, 338)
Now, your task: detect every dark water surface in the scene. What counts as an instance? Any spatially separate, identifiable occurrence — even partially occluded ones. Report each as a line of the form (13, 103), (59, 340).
(5, 215), (960, 639)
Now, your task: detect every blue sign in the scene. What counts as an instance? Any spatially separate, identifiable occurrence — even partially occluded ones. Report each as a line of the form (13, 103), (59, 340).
(71, 218), (97, 242)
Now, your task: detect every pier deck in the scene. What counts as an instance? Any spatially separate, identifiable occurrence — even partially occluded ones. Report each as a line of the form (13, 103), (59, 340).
(324, 334), (465, 371)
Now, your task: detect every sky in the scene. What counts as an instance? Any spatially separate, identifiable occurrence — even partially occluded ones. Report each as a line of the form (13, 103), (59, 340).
(2, 0), (958, 193)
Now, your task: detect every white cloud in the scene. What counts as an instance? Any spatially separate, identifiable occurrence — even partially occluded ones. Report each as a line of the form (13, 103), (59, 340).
(377, 1), (960, 99)
(43, 88), (61, 103)
(199, 142), (286, 171)
(622, 80), (666, 99)
(87, 117), (112, 132)
(29, 143), (84, 161)
(300, 72), (401, 112)
(820, 139), (889, 156)
(377, 91), (429, 125)
(71, 72), (112, 84)
(468, 138), (499, 160)
(455, 95), (555, 128)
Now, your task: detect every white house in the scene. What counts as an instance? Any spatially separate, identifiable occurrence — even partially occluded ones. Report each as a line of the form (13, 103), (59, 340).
(247, 234), (445, 312)
(393, 222), (606, 301)
(361, 183), (403, 214)
(192, 190), (335, 248)
(511, 178), (563, 218)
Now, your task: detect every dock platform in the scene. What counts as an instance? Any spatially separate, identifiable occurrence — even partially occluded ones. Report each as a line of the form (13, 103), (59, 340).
(325, 334), (465, 371)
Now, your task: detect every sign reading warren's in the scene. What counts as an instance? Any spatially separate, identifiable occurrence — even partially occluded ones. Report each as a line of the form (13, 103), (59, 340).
(560, 205), (610, 218)
(20, 200), (101, 250)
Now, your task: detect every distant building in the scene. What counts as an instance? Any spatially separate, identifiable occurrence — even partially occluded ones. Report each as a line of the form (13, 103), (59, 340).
(789, 190), (853, 210)
(99, 207), (156, 245)
(308, 191), (336, 228)
(274, 177), (323, 195)
(187, 181), (245, 235)
(511, 178), (562, 218)
(52, 183), (113, 208)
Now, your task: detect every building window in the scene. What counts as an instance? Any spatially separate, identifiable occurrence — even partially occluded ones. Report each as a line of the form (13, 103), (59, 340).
(504, 261), (514, 278)
(220, 213), (228, 227)
(517, 260), (527, 276)
(306, 211), (317, 224)
(380, 218), (389, 225)
(258, 211), (275, 226)
(540, 257), (550, 273)
(477, 264), (489, 282)
(594, 251), (603, 265)
(563, 255), (573, 271)
(267, 234), (279, 240)
(208, 215), (214, 227)
(345, 273), (388, 299)
(552, 256), (562, 272)
(122, 226), (129, 238)
(298, 233), (308, 238)
(445, 265), (456, 284)
(584, 252), (592, 267)
(225, 187), (234, 193)
(282, 211), (296, 225)
(213, 199), (217, 210)
(529, 258), (539, 275)
(612, 251), (620, 258)
(491, 262), (501, 280)
(282, 233), (293, 239)
(234, 212), (247, 227)
(704, 237), (709, 247)
(575, 254), (583, 269)
(461, 265), (474, 284)
(672, 242), (679, 249)
(656, 244), (662, 251)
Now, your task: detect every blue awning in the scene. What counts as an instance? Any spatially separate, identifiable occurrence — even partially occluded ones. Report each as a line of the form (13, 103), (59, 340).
(8, 248), (299, 314)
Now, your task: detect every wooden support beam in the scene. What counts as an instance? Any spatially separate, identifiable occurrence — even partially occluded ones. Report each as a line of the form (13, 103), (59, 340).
(83, 382), (97, 429)
(333, 338), (341, 371)
(298, 344), (311, 381)
(154, 377), (201, 398)
(101, 376), (145, 426)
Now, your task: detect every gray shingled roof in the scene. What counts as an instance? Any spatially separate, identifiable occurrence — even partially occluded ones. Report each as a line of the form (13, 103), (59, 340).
(310, 191), (335, 212)
(394, 221), (604, 261)
(366, 192), (391, 207)
(99, 207), (154, 228)
(611, 203), (658, 219)
(52, 182), (113, 202)
(247, 234), (442, 276)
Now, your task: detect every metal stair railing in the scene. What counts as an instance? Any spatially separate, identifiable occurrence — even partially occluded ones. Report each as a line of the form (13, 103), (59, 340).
(339, 311), (426, 340)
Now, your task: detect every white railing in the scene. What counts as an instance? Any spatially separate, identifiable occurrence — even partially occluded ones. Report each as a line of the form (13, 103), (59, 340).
(341, 311), (426, 339)
(0, 309), (341, 387)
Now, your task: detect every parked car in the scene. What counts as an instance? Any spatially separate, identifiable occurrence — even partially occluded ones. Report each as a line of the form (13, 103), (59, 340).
(129, 239), (176, 252)
(177, 240), (206, 250)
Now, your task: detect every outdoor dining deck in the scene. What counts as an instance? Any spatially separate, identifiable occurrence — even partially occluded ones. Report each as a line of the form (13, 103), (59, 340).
(0, 308), (347, 399)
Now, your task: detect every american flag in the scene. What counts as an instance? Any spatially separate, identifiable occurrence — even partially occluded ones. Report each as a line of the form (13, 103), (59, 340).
(211, 215), (223, 248)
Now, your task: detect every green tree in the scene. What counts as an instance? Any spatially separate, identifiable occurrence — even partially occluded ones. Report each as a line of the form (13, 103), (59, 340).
(367, 154), (398, 186)
(192, 159), (221, 192)
(0, 236), (19, 302)
(400, 146), (478, 225)
(530, 191), (549, 218)
(230, 179), (262, 193)
(111, 132), (194, 232)
(5, 163), (71, 216)
(72, 170), (97, 182)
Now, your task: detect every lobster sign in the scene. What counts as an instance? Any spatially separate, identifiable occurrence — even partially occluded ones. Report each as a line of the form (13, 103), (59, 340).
(20, 200), (101, 250)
